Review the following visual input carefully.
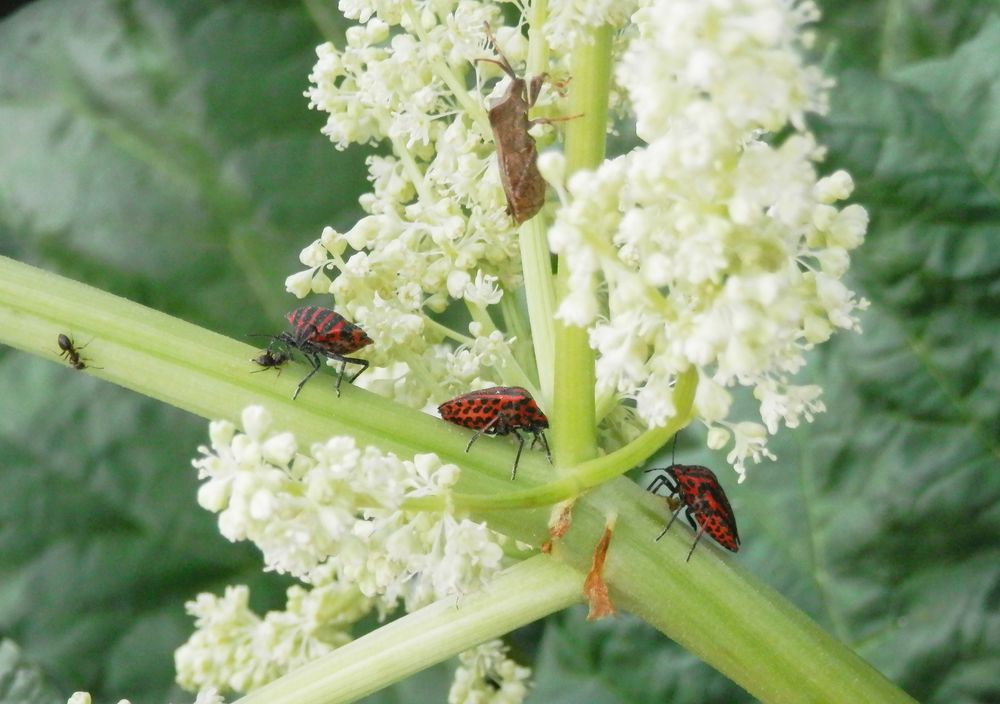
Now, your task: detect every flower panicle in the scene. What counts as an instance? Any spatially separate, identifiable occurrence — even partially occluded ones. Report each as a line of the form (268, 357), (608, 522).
(549, 0), (868, 477)
(180, 405), (509, 693)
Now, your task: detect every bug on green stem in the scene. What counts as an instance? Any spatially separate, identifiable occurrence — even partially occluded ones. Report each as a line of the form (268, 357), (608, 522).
(438, 386), (551, 480)
(646, 463), (741, 561)
(274, 306), (373, 399)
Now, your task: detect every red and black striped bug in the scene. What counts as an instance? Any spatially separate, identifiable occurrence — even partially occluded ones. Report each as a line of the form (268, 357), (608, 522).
(645, 464), (740, 561)
(438, 386), (551, 480)
(273, 306), (373, 399)
(57, 333), (96, 370)
(251, 348), (291, 375)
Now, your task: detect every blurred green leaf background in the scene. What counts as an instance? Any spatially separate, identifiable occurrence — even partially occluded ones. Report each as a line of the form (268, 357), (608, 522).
(0, 1), (997, 702)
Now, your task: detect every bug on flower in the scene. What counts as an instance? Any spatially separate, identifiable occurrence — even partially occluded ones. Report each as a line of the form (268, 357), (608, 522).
(274, 306), (373, 399)
(57, 333), (94, 371)
(646, 464), (740, 561)
(476, 24), (550, 225)
(438, 386), (551, 480)
(251, 347), (291, 375)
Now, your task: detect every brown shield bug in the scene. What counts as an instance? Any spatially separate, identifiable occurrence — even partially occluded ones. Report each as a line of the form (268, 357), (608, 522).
(476, 25), (568, 225)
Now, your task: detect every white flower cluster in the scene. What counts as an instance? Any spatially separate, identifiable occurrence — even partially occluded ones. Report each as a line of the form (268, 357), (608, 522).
(548, 0), (868, 479)
(174, 582), (365, 693)
(192, 406), (505, 611)
(67, 689), (223, 704)
(181, 406), (509, 693)
(544, 0), (640, 52)
(292, 0), (556, 409)
(448, 640), (532, 704)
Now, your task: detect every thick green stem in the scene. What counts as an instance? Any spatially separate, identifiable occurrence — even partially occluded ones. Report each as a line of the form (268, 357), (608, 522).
(0, 256), (916, 704)
(236, 556), (582, 704)
(551, 25), (613, 467)
(404, 367), (698, 512)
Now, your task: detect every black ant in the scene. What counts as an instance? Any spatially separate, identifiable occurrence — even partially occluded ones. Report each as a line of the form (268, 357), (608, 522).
(57, 333), (99, 370)
(251, 347), (291, 375)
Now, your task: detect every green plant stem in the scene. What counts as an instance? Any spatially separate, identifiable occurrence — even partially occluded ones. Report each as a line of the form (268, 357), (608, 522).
(551, 24), (613, 467)
(0, 256), (916, 704)
(519, 0), (558, 408)
(404, 367), (697, 512)
(237, 556), (582, 704)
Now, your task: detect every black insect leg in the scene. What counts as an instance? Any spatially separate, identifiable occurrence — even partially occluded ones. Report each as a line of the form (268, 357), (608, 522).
(646, 473), (677, 495)
(292, 351), (324, 400)
(341, 355), (371, 390)
(656, 502), (687, 542)
(685, 523), (706, 562)
(510, 429), (526, 481)
(465, 414), (501, 453)
(528, 431), (552, 464)
(332, 357), (348, 397)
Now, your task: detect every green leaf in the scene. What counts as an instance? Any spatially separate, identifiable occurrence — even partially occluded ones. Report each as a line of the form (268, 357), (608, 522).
(815, 0), (999, 71)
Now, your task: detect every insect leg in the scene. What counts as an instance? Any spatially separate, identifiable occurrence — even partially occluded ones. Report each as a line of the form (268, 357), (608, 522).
(645, 470), (678, 495)
(655, 502), (687, 542)
(292, 352), (323, 400)
(344, 357), (370, 383)
(465, 414), (502, 453)
(683, 508), (700, 533)
(510, 429), (526, 481)
(536, 431), (552, 464)
(685, 522), (706, 562)
(646, 475), (673, 495)
(327, 354), (370, 396)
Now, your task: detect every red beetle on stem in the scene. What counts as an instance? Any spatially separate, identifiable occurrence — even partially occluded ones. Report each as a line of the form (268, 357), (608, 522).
(646, 462), (741, 561)
(438, 386), (551, 480)
(272, 306), (373, 399)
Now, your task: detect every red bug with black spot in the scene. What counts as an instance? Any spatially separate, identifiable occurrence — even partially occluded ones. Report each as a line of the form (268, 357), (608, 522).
(438, 386), (551, 480)
(274, 306), (373, 399)
(646, 464), (740, 561)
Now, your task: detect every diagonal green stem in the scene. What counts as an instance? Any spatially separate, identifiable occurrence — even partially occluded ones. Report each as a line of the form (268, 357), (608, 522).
(404, 367), (698, 512)
(236, 555), (582, 704)
(0, 255), (916, 704)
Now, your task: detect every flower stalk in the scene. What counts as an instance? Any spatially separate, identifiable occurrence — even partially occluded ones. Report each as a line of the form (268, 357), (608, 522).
(550, 23), (613, 468)
(1, 255), (915, 703)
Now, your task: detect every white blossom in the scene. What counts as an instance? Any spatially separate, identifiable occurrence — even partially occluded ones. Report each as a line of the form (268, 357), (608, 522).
(448, 640), (532, 704)
(191, 406), (506, 611)
(544, 0), (640, 52)
(549, 0), (867, 476)
(68, 690), (224, 704)
(174, 581), (364, 694)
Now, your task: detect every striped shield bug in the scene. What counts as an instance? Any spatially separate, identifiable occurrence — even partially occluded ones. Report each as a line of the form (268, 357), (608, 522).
(438, 386), (551, 480)
(646, 463), (740, 561)
(476, 24), (559, 225)
(273, 306), (373, 399)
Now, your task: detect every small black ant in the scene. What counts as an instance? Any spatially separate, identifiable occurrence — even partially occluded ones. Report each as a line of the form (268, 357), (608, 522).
(251, 347), (291, 375)
(57, 333), (98, 370)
